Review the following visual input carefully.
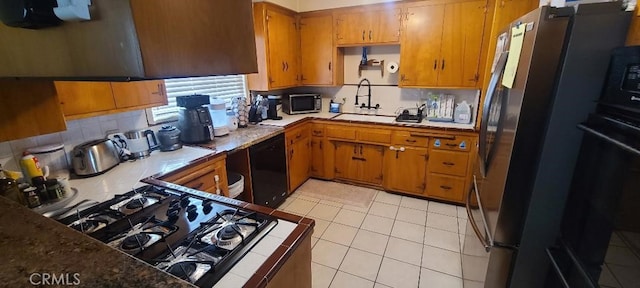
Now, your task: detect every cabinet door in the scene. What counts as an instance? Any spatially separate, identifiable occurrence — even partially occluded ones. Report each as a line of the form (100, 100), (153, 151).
(266, 9), (295, 88)
(371, 9), (401, 44)
(284, 13), (300, 87)
(385, 147), (428, 195)
(335, 11), (371, 45)
(54, 81), (116, 116)
(399, 4), (445, 87)
(334, 142), (359, 181)
(310, 137), (325, 178)
(111, 80), (167, 109)
(437, 1), (486, 87)
(300, 15), (334, 85)
(289, 137), (311, 192)
(358, 144), (385, 185)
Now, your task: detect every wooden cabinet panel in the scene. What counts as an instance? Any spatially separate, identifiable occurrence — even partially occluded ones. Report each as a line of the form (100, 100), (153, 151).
(334, 142), (359, 181)
(111, 80), (167, 109)
(385, 146), (428, 195)
(326, 125), (356, 140)
(286, 124), (311, 145)
(310, 137), (325, 178)
(432, 136), (472, 151)
(358, 144), (385, 185)
(399, 4), (445, 86)
(400, 1), (487, 88)
(371, 9), (402, 44)
(358, 128), (392, 144)
(249, 3), (299, 91)
(311, 123), (325, 137)
(335, 11), (372, 45)
(438, 1), (486, 87)
(54, 81), (116, 116)
(300, 15), (334, 85)
(161, 156), (229, 196)
(335, 8), (401, 46)
(428, 150), (469, 177)
(0, 80), (66, 142)
(426, 174), (465, 202)
(288, 135), (311, 192)
(391, 131), (429, 147)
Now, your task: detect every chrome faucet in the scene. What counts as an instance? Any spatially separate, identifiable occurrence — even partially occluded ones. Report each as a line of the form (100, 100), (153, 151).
(355, 78), (379, 110)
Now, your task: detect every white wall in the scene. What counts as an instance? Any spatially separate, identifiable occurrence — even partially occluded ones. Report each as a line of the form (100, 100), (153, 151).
(252, 0), (298, 11)
(298, 0), (401, 12)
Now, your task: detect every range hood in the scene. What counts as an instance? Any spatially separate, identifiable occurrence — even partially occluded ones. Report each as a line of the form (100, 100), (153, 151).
(0, 0), (258, 80)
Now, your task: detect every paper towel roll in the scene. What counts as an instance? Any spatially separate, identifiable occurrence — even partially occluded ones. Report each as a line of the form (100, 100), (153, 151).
(387, 61), (399, 74)
(54, 0), (91, 21)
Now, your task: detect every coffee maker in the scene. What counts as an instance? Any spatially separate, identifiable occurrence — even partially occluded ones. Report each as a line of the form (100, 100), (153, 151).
(267, 95), (282, 120)
(176, 95), (214, 144)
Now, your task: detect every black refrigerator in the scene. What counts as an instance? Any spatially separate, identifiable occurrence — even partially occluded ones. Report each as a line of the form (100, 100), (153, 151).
(461, 3), (632, 288)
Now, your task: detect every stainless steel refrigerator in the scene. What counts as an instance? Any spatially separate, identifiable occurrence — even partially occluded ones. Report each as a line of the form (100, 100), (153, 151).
(461, 3), (632, 288)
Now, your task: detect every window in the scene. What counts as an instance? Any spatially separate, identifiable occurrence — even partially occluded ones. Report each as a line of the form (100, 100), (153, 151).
(147, 75), (248, 124)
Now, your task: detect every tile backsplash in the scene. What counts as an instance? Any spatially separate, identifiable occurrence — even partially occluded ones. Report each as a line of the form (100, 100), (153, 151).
(0, 110), (152, 174)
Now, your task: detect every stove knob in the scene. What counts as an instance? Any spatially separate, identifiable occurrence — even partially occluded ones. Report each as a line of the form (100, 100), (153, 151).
(167, 209), (180, 222)
(169, 199), (179, 207)
(187, 210), (198, 221)
(180, 196), (190, 208)
(202, 204), (213, 215)
(203, 199), (213, 207)
(186, 204), (197, 214)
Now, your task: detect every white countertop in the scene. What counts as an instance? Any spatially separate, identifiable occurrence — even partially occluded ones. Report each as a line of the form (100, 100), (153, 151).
(259, 111), (476, 131)
(66, 145), (215, 206)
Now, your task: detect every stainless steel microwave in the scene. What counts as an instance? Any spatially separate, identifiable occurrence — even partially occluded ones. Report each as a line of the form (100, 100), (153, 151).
(282, 93), (322, 114)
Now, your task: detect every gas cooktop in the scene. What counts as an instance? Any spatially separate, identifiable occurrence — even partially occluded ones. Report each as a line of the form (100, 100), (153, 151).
(58, 185), (278, 287)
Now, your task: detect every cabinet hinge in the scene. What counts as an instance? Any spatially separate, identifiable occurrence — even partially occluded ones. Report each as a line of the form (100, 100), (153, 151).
(424, 154), (429, 161)
(484, 5), (488, 14)
(334, 168), (340, 173)
(475, 73), (480, 82)
(266, 14), (271, 21)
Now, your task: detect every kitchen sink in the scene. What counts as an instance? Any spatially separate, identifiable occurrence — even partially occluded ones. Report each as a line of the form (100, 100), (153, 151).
(332, 113), (396, 124)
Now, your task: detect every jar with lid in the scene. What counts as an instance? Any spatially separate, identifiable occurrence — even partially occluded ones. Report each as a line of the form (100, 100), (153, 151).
(0, 169), (26, 206)
(23, 187), (41, 208)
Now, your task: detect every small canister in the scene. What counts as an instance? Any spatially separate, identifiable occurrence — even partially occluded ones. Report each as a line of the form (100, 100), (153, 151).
(23, 187), (41, 208)
(46, 180), (64, 200)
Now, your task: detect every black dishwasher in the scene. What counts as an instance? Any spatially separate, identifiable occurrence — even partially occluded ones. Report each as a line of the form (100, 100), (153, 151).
(249, 134), (288, 208)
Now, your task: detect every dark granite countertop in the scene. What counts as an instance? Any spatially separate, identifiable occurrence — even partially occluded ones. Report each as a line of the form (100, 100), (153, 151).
(0, 197), (194, 288)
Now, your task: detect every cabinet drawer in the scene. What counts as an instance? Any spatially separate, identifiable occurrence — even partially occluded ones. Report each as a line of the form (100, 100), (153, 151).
(357, 129), (391, 144)
(428, 150), (469, 177)
(432, 136), (472, 151)
(286, 125), (310, 144)
(183, 172), (216, 191)
(392, 131), (429, 147)
(311, 123), (325, 137)
(326, 125), (356, 140)
(427, 174), (465, 202)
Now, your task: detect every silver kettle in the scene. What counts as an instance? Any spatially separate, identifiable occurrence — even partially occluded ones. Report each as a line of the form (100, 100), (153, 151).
(157, 125), (182, 152)
(124, 129), (159, 159)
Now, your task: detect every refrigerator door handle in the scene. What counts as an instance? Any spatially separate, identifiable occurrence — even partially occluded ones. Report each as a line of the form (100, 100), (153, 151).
(466, 175), (493, 252)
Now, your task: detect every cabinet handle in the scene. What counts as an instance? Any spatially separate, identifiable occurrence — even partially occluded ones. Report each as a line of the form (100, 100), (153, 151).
(285, 62), (289, 71)
(360, 145), (363, 155)
(191, 182), (204, 190)
(434, 60), (438, 70)
(405, 139), (417, 143)
(152, 83), (162, 95)
(395, 150), (399, 159)
(442, 162), (455, 166)
(362, 30), (365, 41)
(353, 145), (357, 154)
(296, 133), (302, 139)
(319, 141), (323, 149)
(289, 149), (294, 160)
(329, 61), (332, 71)
(282, 61), (286, 71)
(351, 156), (366, 161)
(440, 185), (452, 190)
(445, 143), (459, 147)
(313, 130), (321, 135)
(441, 59), (445, 70)
(369, 30), (372, 40)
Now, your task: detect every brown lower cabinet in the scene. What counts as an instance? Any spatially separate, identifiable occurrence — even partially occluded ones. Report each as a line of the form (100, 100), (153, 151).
(286, 123), (312, 193)
(160, 155), (229, 196)
(306, 120), (477, 204)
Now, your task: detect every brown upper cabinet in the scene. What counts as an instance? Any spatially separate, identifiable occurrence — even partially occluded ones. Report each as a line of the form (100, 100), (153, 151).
(628, 7), (640, 46)
(55, 80), (167, 120)
(299, 13), (344, 86)
(399, 0), (487, 88)
(0, 0), (257, 79)
(0, 80), (66, 142)
(335, 8), (402, 46)
(248, 3), (300, 91)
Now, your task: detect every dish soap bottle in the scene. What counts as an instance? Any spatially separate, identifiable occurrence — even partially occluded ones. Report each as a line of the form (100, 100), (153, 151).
(454, 101), (472, 124)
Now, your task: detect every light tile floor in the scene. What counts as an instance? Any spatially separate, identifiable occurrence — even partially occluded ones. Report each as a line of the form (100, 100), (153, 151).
(277, 179), (468, 288)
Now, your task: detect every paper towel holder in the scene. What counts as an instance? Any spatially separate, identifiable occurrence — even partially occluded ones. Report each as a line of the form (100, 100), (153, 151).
(0, 0), (62, 29)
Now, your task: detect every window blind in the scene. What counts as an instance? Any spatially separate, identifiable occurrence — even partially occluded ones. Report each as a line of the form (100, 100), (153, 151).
(149, 75), (248, 123)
